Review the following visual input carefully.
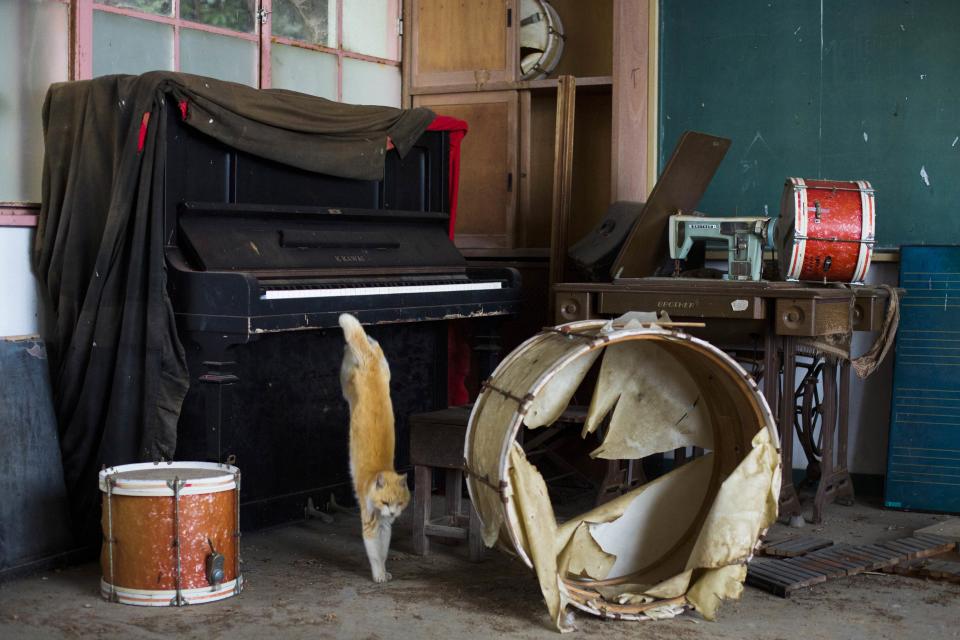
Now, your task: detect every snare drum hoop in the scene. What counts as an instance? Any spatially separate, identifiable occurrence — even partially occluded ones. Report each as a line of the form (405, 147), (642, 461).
(783, 177), (808, 281)
(519, 0), (565, 80)
(100, 575), (243, 607)
(851, 180), (876, 283)
(465, 320), (777, 569)
(99, 461), (239, 497)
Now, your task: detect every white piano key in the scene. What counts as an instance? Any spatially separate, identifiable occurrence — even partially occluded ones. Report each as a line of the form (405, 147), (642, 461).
(260, 281), (502, 301)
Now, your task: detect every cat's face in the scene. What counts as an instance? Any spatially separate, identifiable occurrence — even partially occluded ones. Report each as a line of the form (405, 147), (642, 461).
(370, 471), (410, 519)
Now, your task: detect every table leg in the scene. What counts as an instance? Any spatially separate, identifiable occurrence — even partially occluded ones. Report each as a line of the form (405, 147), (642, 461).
(762, 322), (780, 418)
(813, 358), (855, 523)
(779, 336), (803, 521)
(445, 468), (463, 519)
(468, 501), (485, 562)
(413, 465), (432, 556)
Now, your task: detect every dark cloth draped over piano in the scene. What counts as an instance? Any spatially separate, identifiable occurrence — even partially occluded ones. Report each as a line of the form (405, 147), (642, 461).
(33, 72), (435, 539)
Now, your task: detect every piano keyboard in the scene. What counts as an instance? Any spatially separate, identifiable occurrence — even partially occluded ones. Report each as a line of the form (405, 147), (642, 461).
(261, 280), (503, 301)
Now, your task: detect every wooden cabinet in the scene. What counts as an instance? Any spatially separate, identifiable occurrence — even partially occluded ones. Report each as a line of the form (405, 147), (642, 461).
(414, 91), (518, 248)
(410, 0), (516, 88)
(405, 0), (653, 256)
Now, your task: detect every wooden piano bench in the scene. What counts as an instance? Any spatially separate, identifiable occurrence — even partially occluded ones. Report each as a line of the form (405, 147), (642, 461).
(409, 407), (485, 562)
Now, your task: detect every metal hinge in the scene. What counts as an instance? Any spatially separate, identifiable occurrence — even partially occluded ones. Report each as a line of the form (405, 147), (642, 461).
(398, 15), (403, 37)
(257, 7), (270, 24)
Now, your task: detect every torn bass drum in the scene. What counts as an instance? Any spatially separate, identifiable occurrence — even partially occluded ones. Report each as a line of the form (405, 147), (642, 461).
(464, 320), (780, 630)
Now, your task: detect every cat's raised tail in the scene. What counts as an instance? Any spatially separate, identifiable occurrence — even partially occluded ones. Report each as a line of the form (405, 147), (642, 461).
(339, 313), (369, 358)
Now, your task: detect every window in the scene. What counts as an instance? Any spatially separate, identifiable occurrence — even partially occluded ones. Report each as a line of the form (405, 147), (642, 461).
(0, 0), (69, 219)
(75, 0), (402, 106)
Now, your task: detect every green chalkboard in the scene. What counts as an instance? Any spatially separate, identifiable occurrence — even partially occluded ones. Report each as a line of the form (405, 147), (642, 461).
(660, 1), (960, 248)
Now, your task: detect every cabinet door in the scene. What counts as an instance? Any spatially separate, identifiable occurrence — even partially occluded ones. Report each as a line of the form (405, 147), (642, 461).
(410, 0), (516, 89)
(414, 91), (518, 248)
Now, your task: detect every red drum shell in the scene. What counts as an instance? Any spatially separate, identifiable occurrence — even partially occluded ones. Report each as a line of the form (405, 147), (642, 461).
(777, 178), (875, 283)
(99, 462), (242, 606)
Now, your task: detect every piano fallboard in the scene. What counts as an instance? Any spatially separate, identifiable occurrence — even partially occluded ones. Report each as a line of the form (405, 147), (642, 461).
(177, 202), (465, 273)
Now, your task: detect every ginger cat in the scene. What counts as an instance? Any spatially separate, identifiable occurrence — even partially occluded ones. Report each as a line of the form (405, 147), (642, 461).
(339, 313), (410, 583)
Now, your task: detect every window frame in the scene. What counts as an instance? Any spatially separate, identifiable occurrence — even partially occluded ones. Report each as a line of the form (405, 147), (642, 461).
(72, 0), (402, 99)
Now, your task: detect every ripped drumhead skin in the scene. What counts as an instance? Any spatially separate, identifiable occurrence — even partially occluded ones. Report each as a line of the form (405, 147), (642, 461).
(465, 320), (779, 631)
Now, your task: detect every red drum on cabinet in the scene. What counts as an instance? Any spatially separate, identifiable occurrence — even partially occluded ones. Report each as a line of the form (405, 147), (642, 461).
(777, 178), (875, 283)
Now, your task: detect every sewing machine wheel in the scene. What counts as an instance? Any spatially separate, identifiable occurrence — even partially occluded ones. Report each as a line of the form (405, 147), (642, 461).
(794, 355), (825, 483)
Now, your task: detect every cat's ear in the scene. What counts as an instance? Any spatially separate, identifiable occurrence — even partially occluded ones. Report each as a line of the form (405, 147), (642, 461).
(398, 473), (408, 485)
(375, 472), (386, 489)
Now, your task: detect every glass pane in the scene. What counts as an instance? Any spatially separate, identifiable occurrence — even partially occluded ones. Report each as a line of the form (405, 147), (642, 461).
(100, 0), (172, 16)
(273, 0), (336, 47)
(181, 29), (258, 86)
(181, 0), (256, 33)
(343, 0), (395, 60)
(0, 0), (69, 203)
(93, 11), (174, 77)
(342, 58), (400, 108)
(271, 44), (338, 100)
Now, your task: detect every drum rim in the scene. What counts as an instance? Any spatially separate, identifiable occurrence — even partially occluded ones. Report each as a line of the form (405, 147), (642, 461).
(100, 575), (242, 606)
(99, 461), (240, 496)
(518, 0), (565, 80)
(465, 319), (777, 569)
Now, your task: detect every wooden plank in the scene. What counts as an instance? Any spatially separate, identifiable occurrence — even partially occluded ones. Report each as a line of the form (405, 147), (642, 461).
(611, 0), (654, 201)
(785, 556), (846, 580)
(746, 559), (826, 598)
(915, 518), (960, 543)
(762, 535), (833, 557)
(548, 75), (576, 292)
(745, 572), (787, 597)
(751, 559), (824, 584)
(412, 465), (432, 556)
(424, 523), (468, 540)
(883, 558), (960, 583)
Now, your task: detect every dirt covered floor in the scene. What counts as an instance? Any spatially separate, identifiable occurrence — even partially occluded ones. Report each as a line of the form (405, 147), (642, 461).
(1, 496), (958, 640)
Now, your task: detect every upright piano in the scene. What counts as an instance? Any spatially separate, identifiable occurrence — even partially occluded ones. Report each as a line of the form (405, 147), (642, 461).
(161, 101), (521, 528)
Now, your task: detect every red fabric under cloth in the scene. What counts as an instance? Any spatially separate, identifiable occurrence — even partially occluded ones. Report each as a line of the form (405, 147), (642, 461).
(427, 116), (471, 405)
(426, 115), (468, 240)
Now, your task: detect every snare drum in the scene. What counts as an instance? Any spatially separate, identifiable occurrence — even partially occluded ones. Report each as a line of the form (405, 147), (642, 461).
(99, 462), (242, 606)
(777, 178), (876, 283)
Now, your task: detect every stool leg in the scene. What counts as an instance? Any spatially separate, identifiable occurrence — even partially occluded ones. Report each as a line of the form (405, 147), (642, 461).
(468, 501), (484, 562)
(445, 468), (463, 521)
(413, 465), (431, 556)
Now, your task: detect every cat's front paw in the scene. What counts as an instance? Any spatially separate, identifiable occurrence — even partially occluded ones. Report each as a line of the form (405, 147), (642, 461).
(372, 570), (392, 583)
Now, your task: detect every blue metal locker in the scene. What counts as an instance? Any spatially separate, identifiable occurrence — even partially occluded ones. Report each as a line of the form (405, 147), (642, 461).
(886, 245), (960, 513)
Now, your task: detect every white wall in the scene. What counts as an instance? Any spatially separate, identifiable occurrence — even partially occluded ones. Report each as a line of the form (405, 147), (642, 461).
(787, 262), (899, 475)
(0, 228), (39, 337)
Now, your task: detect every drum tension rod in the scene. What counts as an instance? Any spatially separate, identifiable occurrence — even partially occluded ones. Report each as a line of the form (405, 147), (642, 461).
(462, 460), (509, 504)
(480, 380), (535, 415)
(105, 475), (118, 603)
(167, 477), (187, 607)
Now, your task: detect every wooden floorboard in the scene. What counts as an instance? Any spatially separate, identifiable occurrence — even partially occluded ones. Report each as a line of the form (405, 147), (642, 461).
(747, 535), (958, 597)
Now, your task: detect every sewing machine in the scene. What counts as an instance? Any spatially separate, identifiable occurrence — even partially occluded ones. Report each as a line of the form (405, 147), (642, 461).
(669, 214), (774, 281)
